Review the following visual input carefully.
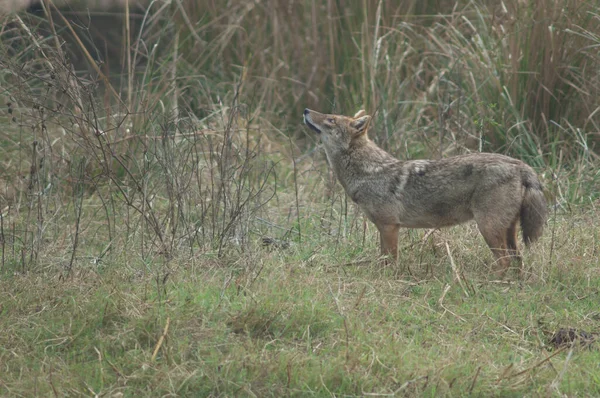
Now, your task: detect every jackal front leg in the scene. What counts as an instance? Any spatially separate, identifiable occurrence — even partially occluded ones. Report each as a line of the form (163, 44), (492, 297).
(377, 224), (400, 263)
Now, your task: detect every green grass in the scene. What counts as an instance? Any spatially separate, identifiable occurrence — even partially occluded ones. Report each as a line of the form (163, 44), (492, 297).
(1, 208), (599, 397)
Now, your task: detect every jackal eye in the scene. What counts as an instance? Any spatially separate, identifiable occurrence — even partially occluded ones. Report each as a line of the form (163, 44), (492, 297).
(327, 118), (336, 124)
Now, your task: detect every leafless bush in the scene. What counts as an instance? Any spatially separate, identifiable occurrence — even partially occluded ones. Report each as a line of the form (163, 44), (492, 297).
(0, 19), (279, 274)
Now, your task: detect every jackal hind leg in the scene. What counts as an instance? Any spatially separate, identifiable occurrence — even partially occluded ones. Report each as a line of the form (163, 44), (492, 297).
(475, 216), (512, 278)
(506, 215), (524, 274)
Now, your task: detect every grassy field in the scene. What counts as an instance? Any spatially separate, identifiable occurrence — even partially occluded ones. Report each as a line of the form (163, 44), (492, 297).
(1, 207), (599, 396)
(1, 0), (600, 396)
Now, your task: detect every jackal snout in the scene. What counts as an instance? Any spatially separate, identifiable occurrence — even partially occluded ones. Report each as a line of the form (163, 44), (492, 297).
(303, 108), (323, 134)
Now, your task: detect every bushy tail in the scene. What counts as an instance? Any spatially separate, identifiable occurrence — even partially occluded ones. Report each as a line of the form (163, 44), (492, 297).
(520, 171), (548, 245)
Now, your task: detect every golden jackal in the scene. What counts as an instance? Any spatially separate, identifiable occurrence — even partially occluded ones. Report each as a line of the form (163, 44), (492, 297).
(303, 108), (547, 276)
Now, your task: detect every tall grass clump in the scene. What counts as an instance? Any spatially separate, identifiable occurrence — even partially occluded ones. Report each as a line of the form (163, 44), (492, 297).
(169, 0), (600, 202)
(163, 1), (600, 159)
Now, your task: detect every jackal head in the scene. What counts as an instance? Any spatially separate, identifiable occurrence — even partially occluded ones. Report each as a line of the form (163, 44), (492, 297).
(303, 109), (371, 152)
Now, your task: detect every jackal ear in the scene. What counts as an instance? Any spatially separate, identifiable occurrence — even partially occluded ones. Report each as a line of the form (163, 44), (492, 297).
(350, 115), (371, 134)
(353, 109), (366, 119)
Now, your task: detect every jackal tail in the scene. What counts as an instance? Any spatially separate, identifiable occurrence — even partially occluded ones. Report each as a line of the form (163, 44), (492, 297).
(520, 171), (547, 245)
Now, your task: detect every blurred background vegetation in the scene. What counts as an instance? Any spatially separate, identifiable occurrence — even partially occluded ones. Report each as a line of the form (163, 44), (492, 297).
(1, 0), (599, 269)
(6, 0), (600, 153)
